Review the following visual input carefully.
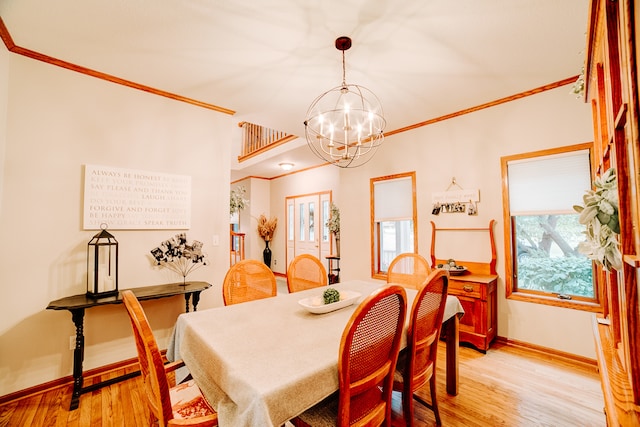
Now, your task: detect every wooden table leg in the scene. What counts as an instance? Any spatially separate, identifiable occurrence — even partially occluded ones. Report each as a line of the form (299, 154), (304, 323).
(192, 291), (202, 311)
(444, 314), (459, 396)
(184, 293), (192, 312)
(184, 291), (203, 312)
(69, 308), (85, 410)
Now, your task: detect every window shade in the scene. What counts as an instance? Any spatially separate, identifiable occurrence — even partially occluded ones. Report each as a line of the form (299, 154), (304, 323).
(508, 149), (591, 215)
(374, 177), (413, 221)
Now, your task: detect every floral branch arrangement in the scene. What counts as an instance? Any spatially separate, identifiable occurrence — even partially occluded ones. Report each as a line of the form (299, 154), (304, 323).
(150, 233), (209, 283)
(326, 202), (340, 238)
(573, 167), (621, 271)
(230, 185), (249, 215)
(257, 214), (277, 242)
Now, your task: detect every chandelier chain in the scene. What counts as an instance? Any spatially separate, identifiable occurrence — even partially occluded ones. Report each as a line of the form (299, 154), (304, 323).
(341, 50), (347, 87)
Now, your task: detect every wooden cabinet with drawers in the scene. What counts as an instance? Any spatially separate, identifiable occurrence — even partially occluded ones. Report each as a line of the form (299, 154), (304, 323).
(431, 220), (498, 352)
(447, 273), (497, 352)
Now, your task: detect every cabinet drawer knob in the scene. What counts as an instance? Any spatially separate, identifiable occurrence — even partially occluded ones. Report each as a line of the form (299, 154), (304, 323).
(463, 285), (474, 292)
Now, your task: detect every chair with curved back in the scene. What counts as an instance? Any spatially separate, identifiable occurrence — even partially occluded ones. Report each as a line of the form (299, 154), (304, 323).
(387, 253), (432, 289)
(121, 290), (218, 427)
(222, 259), (277, 305)
(393, 269), (449, 426)
(294, 285), (407, 427)
(287, 254), (328, 293)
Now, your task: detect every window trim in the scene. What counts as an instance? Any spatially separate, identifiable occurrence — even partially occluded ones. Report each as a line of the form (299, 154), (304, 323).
(370, 171), (418, 280)
(501, 142), (601, 312)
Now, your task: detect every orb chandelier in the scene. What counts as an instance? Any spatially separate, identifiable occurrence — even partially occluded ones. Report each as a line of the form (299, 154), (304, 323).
(304, 36), (386, 168)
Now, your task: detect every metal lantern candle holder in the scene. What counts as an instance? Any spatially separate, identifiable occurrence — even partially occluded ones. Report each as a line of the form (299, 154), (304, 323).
(87, 224), (118, 298)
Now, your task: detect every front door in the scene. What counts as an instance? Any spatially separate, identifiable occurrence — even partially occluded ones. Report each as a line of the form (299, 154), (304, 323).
(285, 192), (332, 270)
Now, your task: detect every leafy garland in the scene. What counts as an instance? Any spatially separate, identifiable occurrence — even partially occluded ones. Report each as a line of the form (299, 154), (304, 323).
(573, 167), (621, 271)
(571, 66), (585, 98)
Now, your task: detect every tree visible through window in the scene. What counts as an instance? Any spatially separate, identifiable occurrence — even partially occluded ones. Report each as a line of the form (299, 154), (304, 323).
(514, 215), (594, 298)
(502, 143), (599, 309)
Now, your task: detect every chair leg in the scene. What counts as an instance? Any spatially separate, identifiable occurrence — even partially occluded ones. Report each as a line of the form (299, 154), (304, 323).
(429, 376), (441, 426)
(403, 384), (414, 427)
(412, 377), (441, 426)
(290, 418), (311, 427)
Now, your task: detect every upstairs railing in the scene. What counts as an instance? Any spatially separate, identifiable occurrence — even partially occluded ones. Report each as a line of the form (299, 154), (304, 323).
(238, 121), (297, 162)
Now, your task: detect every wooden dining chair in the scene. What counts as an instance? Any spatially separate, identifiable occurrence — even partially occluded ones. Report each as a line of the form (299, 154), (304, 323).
(222, 259), (277, 305)
(294, 285), (407, 427)
(393, 269), (449, 426)
(286, 254), (328, 293)
(121, 290), (218, 427)
(387, 253), (432, 289)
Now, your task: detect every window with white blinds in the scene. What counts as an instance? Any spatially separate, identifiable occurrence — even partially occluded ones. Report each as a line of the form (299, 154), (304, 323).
(373, 177), (413, 221)
(501, 143), (597, 309)
(371, 172), (417, 278)
(508, 149), (591, 215)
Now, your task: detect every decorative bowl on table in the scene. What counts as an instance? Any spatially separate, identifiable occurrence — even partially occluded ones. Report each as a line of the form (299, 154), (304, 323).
(447, 265), (468, 276)
(298, 290), (361, 314)
(437, 259), (468, 276)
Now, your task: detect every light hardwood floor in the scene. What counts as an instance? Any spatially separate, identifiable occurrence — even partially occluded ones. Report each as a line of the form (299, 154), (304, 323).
(0, 341), (605, 426)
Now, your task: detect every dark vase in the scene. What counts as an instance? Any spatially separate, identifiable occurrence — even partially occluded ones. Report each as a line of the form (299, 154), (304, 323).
(263, 240), (272, 268)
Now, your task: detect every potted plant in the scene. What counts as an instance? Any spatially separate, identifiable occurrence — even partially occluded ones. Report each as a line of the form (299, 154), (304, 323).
(327, 202), (340, 257)
(230, 185), (249, 223)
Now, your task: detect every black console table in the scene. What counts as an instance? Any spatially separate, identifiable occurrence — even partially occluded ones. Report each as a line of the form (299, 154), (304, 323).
(46, 281), (211, 410)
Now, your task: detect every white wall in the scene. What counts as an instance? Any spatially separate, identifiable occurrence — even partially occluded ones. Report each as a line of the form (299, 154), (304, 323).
(0, 46), (8, 215)
(346, 86), (596, 358)
(0, 53), (233, 396)
(269, 86), (597, 358)
(246, 177), (272, 262)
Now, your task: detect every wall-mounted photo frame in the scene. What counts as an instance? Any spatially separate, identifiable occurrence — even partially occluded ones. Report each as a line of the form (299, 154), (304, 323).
(431, 178), (479, 215)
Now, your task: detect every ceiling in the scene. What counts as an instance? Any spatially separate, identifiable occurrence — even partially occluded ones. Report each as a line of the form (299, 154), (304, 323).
(0, 0), (590, 180)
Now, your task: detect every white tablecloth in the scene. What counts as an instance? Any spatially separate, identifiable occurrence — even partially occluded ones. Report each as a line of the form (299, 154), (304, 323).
(167, 280), (463, 427)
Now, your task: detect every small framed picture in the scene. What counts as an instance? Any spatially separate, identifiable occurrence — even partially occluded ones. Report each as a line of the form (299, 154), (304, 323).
(468, 201), (478, 215)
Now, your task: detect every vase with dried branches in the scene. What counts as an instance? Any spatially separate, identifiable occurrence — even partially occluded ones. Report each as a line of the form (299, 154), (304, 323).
(257, 214), (277, 268)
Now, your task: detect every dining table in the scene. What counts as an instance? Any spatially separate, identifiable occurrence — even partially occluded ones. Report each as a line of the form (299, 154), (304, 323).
(167, 279), (464, 427)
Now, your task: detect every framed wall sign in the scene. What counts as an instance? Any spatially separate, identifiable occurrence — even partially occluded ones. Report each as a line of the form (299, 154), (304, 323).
(83, 164), (191, 230)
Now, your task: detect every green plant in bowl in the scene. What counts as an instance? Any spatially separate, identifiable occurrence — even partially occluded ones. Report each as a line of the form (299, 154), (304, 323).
(323, 288), (340, 304)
